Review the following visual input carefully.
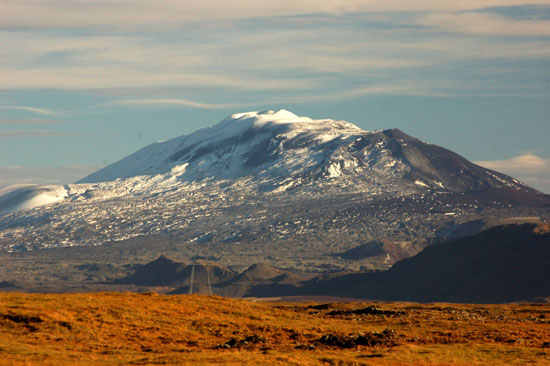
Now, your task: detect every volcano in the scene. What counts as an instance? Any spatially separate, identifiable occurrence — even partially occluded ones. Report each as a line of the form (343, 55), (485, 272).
(0, 110), (548, 271)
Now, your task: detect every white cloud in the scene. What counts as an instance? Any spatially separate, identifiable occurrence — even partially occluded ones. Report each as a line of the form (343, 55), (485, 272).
(416, 11), (550, 37)
(0, 1), (545, 30)
(0, 165), (100, 187)
(106, 99), (240, 110)
(0, 130), (83, 137)
(1, 3), (549, 98)
(476, 154), (550, 193)
(0, 118), (60, 125)
(276, 81), (450, 103)
(0, 65), (317, 91)
(0, 105), (55, 115)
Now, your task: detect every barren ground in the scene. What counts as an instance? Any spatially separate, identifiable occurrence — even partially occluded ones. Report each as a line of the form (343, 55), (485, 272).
(0, 293), (549, 365)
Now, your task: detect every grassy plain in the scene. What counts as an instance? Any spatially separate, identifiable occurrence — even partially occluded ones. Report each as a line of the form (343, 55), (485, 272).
(0, 293), (549, 365)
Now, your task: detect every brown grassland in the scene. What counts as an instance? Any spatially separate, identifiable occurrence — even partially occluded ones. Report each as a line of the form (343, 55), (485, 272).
(0, 293), (549, 365)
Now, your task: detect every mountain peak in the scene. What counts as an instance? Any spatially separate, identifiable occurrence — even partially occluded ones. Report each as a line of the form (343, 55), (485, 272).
(230, 109), (300, 122)
(77, 109), (363, 185)
(218, 109), (311, 129)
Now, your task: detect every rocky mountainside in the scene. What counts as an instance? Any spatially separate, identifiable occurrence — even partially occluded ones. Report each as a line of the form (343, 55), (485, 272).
(0, 110), (549, 271)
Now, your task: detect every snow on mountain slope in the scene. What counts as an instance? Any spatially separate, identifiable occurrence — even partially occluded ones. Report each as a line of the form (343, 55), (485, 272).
(1, 109), (548, 255)
(0, 185), (67, 215)
(78, 109), (527, 195)
(78, 110), (361, 187)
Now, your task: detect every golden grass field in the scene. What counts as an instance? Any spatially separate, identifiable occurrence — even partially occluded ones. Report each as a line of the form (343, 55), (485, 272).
(0, 293), (549, 365)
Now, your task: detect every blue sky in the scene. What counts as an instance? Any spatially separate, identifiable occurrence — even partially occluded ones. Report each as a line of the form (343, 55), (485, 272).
(1, 1), (550, 192)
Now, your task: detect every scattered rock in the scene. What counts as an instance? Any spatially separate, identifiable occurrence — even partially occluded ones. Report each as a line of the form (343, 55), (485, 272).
(357, 353), (384, 358)
(57, 321), (72, 330)
(1, 313), (43, 325)
(215, 335), (265, 349)
(316, 328), (397, 348)
(295, 343), (316, 350)
(327, 305), (405, 317)
(1, 313), (43, 332)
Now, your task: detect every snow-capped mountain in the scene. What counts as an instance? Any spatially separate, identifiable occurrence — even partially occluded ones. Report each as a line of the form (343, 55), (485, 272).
(0, 110), (548, 270)
(78, 109), (527, 194)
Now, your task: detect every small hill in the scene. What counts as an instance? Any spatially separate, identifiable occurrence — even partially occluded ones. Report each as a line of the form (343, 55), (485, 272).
(118, 255), (236, 287)
(120, 258), (315, 297)
(236, 263), (286, 282)
(336, 240), (420, 263)
(118, 255), (184, 286)
(227, 263), (315, 298)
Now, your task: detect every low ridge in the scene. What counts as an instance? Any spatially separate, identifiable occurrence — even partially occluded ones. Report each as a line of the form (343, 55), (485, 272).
(306, 224), (550, 303)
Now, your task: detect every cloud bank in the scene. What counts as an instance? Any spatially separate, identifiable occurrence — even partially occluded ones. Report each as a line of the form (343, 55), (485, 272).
(2, 1), (546, 29)
(476, 154), (550, 193)
(0, 165), (100, 187)
(1, 2), (549, 101)
(0, 106), (55, 115)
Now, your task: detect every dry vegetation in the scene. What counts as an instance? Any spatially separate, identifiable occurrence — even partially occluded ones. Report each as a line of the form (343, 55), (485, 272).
(0, 293), (549, 365)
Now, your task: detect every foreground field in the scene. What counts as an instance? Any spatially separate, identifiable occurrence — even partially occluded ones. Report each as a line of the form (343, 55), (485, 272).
(0, 293), (549, 365)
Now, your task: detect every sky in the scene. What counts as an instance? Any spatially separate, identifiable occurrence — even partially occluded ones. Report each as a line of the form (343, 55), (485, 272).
(1, 1), (550, 193)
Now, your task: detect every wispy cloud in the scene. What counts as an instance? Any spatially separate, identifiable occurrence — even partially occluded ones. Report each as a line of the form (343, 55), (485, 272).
(105, 98), (240, 110)
(416, 11), (550, 37)
(1, 6), (549, 98)
(0, 130), (83, 137)
(0, 65), (317, 91)
(0, 1), (543, 30)
(0, 105), (55, 115)
(0, 165), (99, 187)
(0, 118), (61, 125)
(476, 154), (550, 193)
(271, 81), (450, 104)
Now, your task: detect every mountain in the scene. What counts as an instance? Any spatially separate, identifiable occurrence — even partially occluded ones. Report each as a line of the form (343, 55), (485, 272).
(304, 224), (550, 303)
(0, 109), (549, 272)
(77, 109), (533, 195)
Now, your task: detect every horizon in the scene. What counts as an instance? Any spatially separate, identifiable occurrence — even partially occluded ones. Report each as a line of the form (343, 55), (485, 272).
(1, 1), (550, 193)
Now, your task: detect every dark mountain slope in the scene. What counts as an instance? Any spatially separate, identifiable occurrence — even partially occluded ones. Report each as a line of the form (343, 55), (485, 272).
(336, 239), (421, 263)
(307, 224), (550, 303)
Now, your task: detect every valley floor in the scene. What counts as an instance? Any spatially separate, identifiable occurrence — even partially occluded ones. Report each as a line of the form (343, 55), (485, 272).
(0, 293), (549, 365)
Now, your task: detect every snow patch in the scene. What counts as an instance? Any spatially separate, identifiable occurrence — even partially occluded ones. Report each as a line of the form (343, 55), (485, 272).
(327, 162), (342, 178)
(170, 163), (189, 176)
(415, 180), (428, 187)
(272, 180), (295, 193)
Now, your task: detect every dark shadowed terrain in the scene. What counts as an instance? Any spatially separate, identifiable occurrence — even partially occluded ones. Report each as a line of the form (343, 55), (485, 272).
(1, 223), (548, 304)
